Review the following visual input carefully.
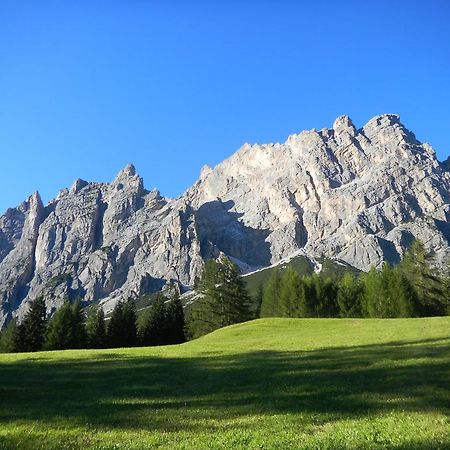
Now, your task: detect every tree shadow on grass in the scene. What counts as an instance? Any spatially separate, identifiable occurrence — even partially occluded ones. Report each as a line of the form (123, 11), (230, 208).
(0, 337), (449, 438)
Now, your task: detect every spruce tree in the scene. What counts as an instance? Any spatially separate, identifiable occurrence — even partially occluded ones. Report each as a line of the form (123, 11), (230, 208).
(311, 275), (339, 318)
(362, 267), (383, 318)
(71, 299), (87, 348)
(254, 282), (264, 319)
(86, 307), (106, 348)
(165, 293), (186, 344)
(0, 319), (19, 353)
(279, 268), (301, 317)
(187, 257), (252, 338)
(337, 272), (362, 317)
(260, 269), (282, 317)
(15, 297), (47, 352)
(297, 276), (316, 318)
(401, 240), (446, 315)
(107, 300), (137, 348)
(389, 268), (419, 317)
(44, 302), (74, 350)
(138, 294), (168, 346)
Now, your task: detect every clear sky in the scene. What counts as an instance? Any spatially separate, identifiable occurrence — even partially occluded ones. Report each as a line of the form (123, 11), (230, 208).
(1, 1), (449, 213)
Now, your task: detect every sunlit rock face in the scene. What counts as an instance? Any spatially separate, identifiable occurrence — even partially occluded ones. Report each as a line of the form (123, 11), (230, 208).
(1, 115), (449, 325)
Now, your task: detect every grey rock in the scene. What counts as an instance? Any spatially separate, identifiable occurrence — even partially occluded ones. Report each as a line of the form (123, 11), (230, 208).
(1, 114), (449, 324)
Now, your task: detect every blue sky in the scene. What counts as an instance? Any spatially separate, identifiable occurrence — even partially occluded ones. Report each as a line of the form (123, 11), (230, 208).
(1, 1), (449, 213)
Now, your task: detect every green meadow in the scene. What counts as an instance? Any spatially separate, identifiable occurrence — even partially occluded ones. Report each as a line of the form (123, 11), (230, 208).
(0, 317), (449, 449)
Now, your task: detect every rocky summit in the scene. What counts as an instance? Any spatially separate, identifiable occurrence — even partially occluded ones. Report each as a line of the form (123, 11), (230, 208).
(1, 114), (449, 326)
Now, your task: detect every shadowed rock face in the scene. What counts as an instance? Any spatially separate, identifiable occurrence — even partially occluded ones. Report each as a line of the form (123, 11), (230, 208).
(1, 115), (449, 325)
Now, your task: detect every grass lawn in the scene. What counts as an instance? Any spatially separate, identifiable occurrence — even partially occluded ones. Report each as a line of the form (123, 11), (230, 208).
(0, 317), (449, 449)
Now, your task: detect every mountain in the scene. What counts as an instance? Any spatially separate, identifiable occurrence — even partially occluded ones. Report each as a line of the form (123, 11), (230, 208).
(1, 114), (449, 326)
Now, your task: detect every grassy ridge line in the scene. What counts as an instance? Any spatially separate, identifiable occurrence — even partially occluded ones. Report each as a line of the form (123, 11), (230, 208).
(0, 318), (449, 449)
(1, 317), (449, 360)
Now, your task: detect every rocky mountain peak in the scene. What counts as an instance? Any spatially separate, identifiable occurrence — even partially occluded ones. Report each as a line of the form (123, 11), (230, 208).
(332, 115), (356, 135)
(70, 179), (88, 194)
(116, 163), (137, 179)
(0, 114), (449, 327)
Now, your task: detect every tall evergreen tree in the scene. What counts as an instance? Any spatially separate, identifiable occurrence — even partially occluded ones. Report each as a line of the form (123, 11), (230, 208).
(311, 275), (339, 318)
(279, 268), (301, 317)
(337, 272), (362, 317)
(15, 297), (47, 352)
(86, 307), (106, 348)
(0, 319), (19, 353)
(71, 299), (87, 348)
(254, 282), (264, 319)
(107, 300), (137, 348)
(187, 257), (252, 338)
(389, 267), (419, 317)
(44, 302), (75, 350)
(165, 293), (186, 344)
(138, 294), (168, 346)
(362, 266), (383, 318)
(260, 269), (282, 317)
(401, 240), (447, 315)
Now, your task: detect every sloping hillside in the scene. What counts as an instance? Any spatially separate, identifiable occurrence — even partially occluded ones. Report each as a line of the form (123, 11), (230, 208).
(1, 317), (449, 449)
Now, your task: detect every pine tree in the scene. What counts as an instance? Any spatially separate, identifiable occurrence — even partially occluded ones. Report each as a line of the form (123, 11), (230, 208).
(389, 267), (419, 317)
(311, 275), (339, 318)
(44, 302), (74, 350)
(0, 319), (19, 353)
(401, 240), (446, 315)
(15, 297), (47, 352)
(138, 294), (168, 346)
(187, 257), (252, 338)
(337, 272), (362, 317)
(279, 268), (301, 317)
(86, 307), (106, 348)
(297, 276), (316, 318)
(107, 300), (137, 348)
(254, 282), (264, 318)
(165, 293), (186, 344)
(362, 267), (383, 318)
(218, 258), (253, 326)
(71, 299), (87, 348)
(260, 269), (282, 317)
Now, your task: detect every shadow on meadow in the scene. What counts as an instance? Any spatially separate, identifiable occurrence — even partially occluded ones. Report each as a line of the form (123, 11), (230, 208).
(0, 337), (449, 437)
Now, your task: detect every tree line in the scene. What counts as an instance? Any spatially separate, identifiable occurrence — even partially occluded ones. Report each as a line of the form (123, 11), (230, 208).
(1, 240), (449, 352)
(260, 241), (450, 319)
(0, 292), (185, 353)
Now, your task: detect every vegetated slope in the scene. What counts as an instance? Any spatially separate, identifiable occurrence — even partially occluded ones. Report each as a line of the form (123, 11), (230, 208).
(242, 254), (359, 298)
(1, 114), (450, 327)
(0, 317), (449, 449)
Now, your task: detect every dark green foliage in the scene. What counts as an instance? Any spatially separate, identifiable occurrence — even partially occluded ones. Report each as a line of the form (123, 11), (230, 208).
(253, 282), (264, 319)
(71, 300), (87, 348)
(256, 239), (448, 320)
(138, 294), (168, 346)
(45, 302), (75, 350)
(0, 319), (19, 353)
(260, 269), (282, 317)
(44, 300), (87, 350)
(310, 275), (339, 318)
(86, 307), (106, 349)
(14, 297), (47, 352)
(187, 258), (252, 338)
(279, 268), (302, 317)
(337, 272), (363, 317)
(107, 301), (137, 348)
(400, 240), (447, 315)
(138, 292), (186, 346)
(165, 293), (186, 344)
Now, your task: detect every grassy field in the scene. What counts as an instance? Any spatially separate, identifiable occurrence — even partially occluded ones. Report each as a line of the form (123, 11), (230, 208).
(0, 317), (449, 449)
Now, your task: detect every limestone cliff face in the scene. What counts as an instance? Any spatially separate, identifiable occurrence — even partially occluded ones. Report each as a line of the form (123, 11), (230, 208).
(1, 114), (449, 325)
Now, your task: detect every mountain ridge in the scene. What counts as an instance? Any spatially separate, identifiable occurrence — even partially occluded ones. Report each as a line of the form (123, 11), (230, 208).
(1, 114), (449, 326)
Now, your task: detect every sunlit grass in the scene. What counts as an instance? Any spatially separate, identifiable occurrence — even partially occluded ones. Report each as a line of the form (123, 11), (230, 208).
(1, 318), (449, 449)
